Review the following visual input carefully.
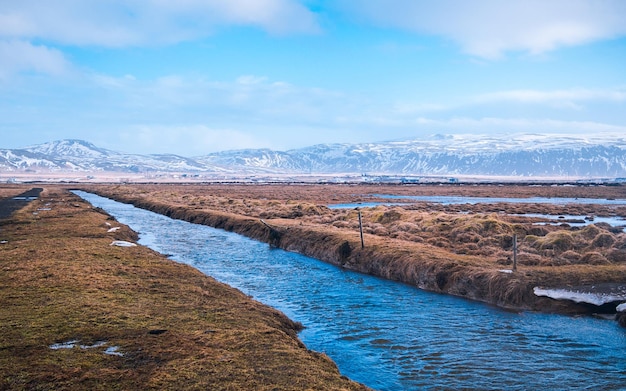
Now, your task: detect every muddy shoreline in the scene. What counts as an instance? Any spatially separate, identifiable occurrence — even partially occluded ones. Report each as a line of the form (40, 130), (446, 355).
(80, 183), (626, 321)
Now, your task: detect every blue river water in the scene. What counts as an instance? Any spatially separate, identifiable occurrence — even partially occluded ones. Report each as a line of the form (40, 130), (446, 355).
(75, 191), (626, 391)
(330, 194), (626, 210)
(374, 194), (626, 205)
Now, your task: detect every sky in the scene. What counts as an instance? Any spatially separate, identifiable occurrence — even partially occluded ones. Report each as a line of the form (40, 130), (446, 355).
(1, 0), (625, 156)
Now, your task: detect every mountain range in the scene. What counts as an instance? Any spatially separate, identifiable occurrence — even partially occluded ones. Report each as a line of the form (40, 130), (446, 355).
(2, 134), (626, 178)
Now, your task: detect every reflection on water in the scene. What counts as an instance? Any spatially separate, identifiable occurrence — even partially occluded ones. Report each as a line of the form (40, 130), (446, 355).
(75, 191), (626, 391)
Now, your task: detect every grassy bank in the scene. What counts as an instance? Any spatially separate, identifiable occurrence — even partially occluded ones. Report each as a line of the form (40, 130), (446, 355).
(83, 184), (626, 315)
(0, 187), (367, 390)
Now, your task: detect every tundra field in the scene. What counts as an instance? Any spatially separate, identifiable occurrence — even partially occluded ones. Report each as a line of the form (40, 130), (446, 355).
(0, 185), (368, 390)
(82, 183), (626, 316)
(2, 182), (626, 389)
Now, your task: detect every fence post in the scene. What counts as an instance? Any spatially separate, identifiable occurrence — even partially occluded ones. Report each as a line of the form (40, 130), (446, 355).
(513, 234), (517, 272)
(358, 210), (364, 249)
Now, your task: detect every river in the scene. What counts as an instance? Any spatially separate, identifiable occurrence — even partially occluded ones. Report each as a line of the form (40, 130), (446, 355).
(75, 191), (626, 391)
(329, 194), (626, 210)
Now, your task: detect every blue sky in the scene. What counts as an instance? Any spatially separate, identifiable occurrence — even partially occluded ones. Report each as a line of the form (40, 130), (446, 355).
(1, 0), (625, 156)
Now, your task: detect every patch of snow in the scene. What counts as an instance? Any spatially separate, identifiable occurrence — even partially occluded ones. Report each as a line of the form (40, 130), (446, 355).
(107, 227), (121, 232)
(49, 340), (79, 350)
(104, 346), (124, 356)
(49, 339), (123, 356)
(617, 303), (626, 313)
(499, 269), (513, 274)
(533, 287), (626, 306)
(0, 240), (7, 244)
(110, 240), (137, 247)
(79, 341), (107, 349)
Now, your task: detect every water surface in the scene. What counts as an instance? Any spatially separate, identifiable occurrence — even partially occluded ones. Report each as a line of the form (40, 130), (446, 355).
(330, 195), (626, 209)
(374, 194), (626, 205)
(75, 191), (626, 391)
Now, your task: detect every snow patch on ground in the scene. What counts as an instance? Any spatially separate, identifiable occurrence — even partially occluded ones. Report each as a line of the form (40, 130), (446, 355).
(110, 240), (136, 247)
(49, 340), (80, 350)
(107, 227), (121, 232)
(617, 303), (626, 313)
(49, 340), (123, 356)
(80, 341), (107, 349)
(105, 346), (124, 356)
(533, 287), (626, 306)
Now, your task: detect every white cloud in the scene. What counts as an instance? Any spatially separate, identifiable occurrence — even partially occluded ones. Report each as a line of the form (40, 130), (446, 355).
(392, 86), (626, 116)
(0, 40), (70, 79)
(413, 117), (626, 135)
(236, 75), (269, 85)
(392, 102), (449, 115)
(80, 73), (626, 152)
(452, 118), (626, 140)
(338, 0), (626, 58)
(476, 88), (626, 104)
(85, 73), (343, 125)
(0, 0), (319, 47)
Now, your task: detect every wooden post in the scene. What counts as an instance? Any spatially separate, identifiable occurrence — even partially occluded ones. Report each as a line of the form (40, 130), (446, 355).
(358, 210), (364, 249)
(512, 234), (518, 272)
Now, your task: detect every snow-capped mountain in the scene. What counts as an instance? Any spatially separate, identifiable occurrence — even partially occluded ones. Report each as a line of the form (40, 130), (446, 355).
(199, 134), (626, 177)
(195, 149), (297, 173)
(2, 134), (626, 178)
(0, 139), (209, 173)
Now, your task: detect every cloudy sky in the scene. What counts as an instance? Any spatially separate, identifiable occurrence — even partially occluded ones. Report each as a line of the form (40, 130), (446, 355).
(1, 0), (625, 156)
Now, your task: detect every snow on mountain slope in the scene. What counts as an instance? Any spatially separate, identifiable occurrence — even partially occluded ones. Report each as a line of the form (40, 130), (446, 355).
(25, 139), (112, 158)
(2, 134), (626, 177)
(199, 134), (626, 177)
(1, 139), (208, 173)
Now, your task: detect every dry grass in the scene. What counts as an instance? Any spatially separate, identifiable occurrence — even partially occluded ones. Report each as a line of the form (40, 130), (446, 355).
(0, 187), (367, 390)
(78, 183), (626, 314)
(0, 184), (30, 199)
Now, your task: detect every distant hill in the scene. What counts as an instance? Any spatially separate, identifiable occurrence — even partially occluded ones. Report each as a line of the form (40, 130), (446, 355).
(2, 134), (626, 178)
(0, 139), (210, 173)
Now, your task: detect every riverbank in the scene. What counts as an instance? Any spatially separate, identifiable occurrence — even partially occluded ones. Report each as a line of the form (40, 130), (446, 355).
(0, 186), (367, 390)
(81, 183), (626, 319)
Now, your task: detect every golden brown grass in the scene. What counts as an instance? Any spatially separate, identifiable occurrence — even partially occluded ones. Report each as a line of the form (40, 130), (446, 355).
(0, 184), (30, 199)
(78, 183), (626, 315)
(0, 187), (367, 390)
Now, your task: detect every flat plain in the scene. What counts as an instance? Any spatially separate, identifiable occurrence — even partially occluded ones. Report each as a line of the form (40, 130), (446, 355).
(85, 183), (626, 314)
